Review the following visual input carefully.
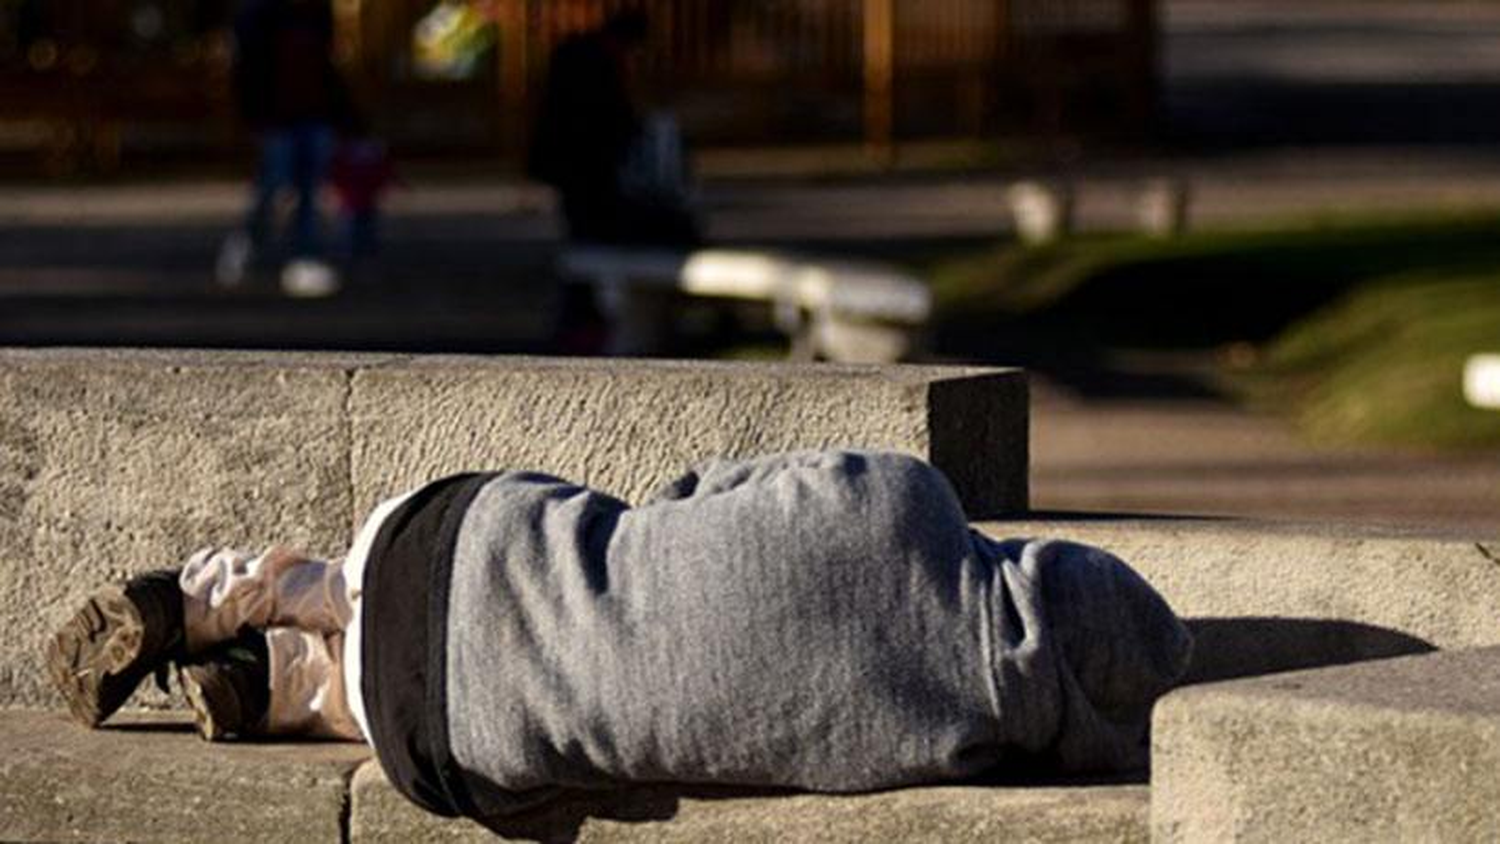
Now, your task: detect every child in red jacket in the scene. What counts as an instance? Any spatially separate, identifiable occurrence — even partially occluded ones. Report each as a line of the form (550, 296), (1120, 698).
(329, 127), (397, 278)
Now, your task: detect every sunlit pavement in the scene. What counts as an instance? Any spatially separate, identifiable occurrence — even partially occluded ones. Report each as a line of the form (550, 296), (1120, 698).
(1031, 383), (1500, 534)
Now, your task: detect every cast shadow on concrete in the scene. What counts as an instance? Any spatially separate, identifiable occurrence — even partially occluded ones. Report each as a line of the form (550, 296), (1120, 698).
(103, 719), (198, 735)
(1179, 616), (1436, 686)
(1019, 510), (1229, 523)
(473, 772), (1132, 844)
(472, 783), (794, 843)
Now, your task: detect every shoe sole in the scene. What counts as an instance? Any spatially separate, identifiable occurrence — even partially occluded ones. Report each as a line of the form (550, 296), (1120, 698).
(178, 664), (241, 742)
(45, 586), (146, 728)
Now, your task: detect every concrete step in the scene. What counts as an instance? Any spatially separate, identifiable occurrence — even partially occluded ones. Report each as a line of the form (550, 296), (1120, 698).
(1152, 646), (1500, 842)
(980, 519), (1500, 683)
(1, 349), (1025, 709)
(0, 711), (368, 844)
(0, 711), (1148, 843)
(355, 765), (1148, 843)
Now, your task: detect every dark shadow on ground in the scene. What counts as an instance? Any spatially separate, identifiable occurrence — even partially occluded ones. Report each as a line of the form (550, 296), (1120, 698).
(102, 719), (197, 735)
(1009, 511), (1230, 523)
(476, 770), (1143, 844)
(476, 785), (791, 843)
(1179, 617), (1436, 686)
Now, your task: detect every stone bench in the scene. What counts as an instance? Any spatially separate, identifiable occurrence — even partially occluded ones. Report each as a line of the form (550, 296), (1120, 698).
(352, 757), (1147, 843)
(557, 246), (932, 363)
(10, 514), (1498, 842)
(0, 348), (1026, 709)
(8, 349), (1500, 842)
(1153, 646), (1500, 842)
(0, 711), (1149, 843)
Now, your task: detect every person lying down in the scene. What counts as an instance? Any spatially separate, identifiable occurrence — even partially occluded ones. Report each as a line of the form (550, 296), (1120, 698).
(46, 450), (1192, 821)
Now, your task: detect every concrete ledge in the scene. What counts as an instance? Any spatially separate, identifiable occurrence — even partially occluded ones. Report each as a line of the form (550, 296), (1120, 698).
(1, 349), (1024, 708)
(978, 519), (1500, 682)
(1152, 647), (1500, 842)
(0, 711), (1146, 843)
(351, 762), (1148, 843)
(0, 711), (369, 843)
(346, 354), (1027, 519)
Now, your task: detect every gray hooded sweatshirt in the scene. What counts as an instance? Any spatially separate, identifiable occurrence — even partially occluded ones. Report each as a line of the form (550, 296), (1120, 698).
(359, 450), (1192, 820)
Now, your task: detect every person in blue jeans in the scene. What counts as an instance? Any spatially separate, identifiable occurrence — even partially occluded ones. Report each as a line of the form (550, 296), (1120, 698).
(219, 0), (346, 288)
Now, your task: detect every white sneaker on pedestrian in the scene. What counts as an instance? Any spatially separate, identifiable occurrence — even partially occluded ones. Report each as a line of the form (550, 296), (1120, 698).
(280, 259), (341, 298)
(215, 231), (254, 289)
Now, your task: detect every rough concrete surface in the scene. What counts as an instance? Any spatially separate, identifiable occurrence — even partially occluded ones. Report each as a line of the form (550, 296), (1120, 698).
(351, 762), (1148, 844)
(1, 349), (366, 709)
(1, 349), (1024, 708)
(0, 710), (370, 843)
(348, 356), (1027, 518)
(977, 519), (1500, 679)
(1153, 647), (1500, 842)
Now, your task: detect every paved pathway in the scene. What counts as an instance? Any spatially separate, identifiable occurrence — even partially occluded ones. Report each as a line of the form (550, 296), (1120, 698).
(1031, 385), (1500, 534)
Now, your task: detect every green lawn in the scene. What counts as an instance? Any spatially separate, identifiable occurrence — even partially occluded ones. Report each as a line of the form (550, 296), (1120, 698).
(1243, 272), (1500, 447)
(925, 213), (1500, 448)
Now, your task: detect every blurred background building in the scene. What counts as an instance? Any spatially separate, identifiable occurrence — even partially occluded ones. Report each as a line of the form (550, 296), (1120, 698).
(0, 0), (1157, 172)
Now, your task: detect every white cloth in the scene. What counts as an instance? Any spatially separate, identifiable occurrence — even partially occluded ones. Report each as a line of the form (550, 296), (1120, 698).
(180, 546), (352, 650)
(263, 627), (358, 739)
(176, 489), (416, 744)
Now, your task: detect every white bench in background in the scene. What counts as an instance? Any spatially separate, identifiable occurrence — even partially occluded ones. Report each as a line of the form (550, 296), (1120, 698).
(558, 246), (932, 363)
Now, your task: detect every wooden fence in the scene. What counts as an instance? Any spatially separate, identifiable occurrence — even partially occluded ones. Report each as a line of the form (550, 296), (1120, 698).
(0, 0), (1155, 168)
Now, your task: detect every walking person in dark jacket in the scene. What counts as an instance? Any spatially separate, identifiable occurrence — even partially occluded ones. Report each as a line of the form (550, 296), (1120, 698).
(46, 450), (1192, 822)
(218, 0), (346, 291)
(528, 11), (699, 248)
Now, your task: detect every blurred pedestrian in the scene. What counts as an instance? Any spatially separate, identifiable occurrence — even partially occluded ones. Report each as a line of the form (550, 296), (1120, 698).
(329, 114), (397, 283)
(218, 0), (345, 294)
(528, 10), (698, 247)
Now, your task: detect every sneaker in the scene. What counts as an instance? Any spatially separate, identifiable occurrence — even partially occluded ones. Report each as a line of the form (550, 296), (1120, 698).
(215, 230), (254, 288)
(279, 258), (342, 298)
(178, 631), (270, 742)
(45, 569), (185, 728)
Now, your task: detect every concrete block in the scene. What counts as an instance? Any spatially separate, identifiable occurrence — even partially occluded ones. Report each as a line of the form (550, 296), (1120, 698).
(0, 710), (370, 843)
(351, 761), (1147, 843)
(2, 349), (1024, 708)
(977, 519), (1500, 682)
(1152, 647), (1500, 842)
(1, 349), (368, 709)
(349, 357), (1026, 519)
